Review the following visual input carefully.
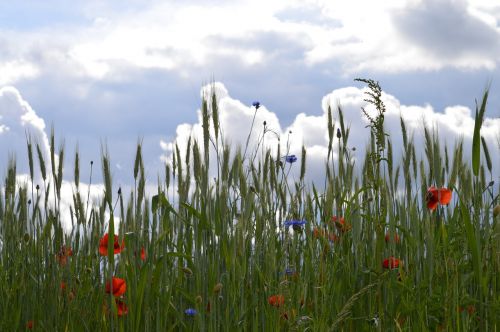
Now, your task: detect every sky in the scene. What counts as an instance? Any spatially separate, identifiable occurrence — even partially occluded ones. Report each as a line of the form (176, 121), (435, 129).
(1, 0), (500, 207)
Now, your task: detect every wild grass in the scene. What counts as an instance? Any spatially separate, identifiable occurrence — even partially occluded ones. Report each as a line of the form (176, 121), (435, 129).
(0, 80), (499, 331)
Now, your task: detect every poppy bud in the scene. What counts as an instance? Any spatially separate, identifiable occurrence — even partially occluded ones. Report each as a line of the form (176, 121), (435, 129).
(36, 184), (40, 190)
(24, 233), (30, 242)
(213, 283), (223, 294)
(195, 295), (203, 304)
(494, 205), (500, 218)
(182, 267), (193, 276)
(336, 128), (341, 138)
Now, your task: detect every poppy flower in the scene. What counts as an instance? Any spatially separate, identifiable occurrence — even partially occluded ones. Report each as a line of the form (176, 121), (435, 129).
(56, 245), (73, 266)
(206, 300), (211, 313)
(313, 228), (338, 242)
(331, 216), (351, 233)
(135, 247), (146, 261)
(268, 294), (285, 307)
(26, 321), (34, 329)
(426, 187), (452, 211)
(285, 155), (297, 163)
(99, 233), (125, 256)
(383, 257), (401, 269)
(60, 282), (66, 291)
(384, 233), (400, 244)
(116, 299), (128, 316)
(459, 305), (476, 315)
(105, 277), (127, 297)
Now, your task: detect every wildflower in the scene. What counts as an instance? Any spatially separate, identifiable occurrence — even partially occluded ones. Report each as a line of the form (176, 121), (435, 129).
(313, 227), (325, 238)
(331, 216), (351, 233)
(116, 299), (128, 316)
(182, 266), (193, 276)
(336, 128), (342, 139)
(213, 283), (223, 294)
(185, 308), (197, 316)
(313, 228), (338, 242)
(206, 301), (211, 313)
(459, 305), (476, 315)
(268, 294), (285, 307)
(26, 321), (34, 329)
(105, 277), (127, 297)
(493, 204), (500, 218)
(285, 155), (297, 163)
(284, 220), (306, 228)
(56, 245), (73, 266)
(140, 247), (146, 261)
(382, 257), (401, 269)
(252, 101), (260, 109)
(99, 233), (125, 256)
(285, 267), (296, 276)
(60, 282), (66, 291)
(384, 232), (400, 244)
(426, 187), (452, 211)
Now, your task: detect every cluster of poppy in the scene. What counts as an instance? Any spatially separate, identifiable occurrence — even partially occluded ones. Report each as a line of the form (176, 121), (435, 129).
(382, 256), (401, 270)
(105, 277), (128, 316)
(331, 216), (352, 233)
(99, 233), (129, 316)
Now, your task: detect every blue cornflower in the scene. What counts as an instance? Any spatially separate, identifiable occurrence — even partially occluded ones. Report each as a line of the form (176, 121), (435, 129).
(252, 101), (260, 109)
(284, 220), (306, 228)
(285, 267), (296, 276)
(285, 155), (297, 163)
(184, 308), (197, 316)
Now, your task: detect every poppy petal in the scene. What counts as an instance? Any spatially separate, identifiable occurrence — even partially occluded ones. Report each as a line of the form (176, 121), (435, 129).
(437, 188), (452, 205)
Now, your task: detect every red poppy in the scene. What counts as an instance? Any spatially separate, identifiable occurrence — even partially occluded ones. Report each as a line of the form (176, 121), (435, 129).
(331, 216), (351, 233)
(206, 300), (211, 313)
(116, 299), (128, 316)
(313, 227), (325, 239)
(105, 277), (127, 297)
(383, 257), (401, 269)
(268, 294), (284, 307)
(459, 305), (476, 315)
(60, 282), (66, 291)
(99, 233), (124, 256)
(140, 247), (146, 261)
(426, 187), (452, 211)
(26, 320), (34, 329)
(56, 245), (73, 266)
(385, 233), (400, 244)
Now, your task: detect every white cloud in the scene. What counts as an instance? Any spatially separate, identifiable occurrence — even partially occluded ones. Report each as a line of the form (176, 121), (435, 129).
(0, 86), (50, 164)
(2, 0), (497, 83)
(0, 60), (40, 85)
(161, 82), (500, 186)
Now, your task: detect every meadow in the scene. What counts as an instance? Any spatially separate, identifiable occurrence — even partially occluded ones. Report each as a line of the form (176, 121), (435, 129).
(0, 79), (499, 331)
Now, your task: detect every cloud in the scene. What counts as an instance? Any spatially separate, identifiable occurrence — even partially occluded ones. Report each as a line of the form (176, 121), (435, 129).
(161, 82), (500, 186)
(0, 86), (51, 167)
(391, 0), (500, 66)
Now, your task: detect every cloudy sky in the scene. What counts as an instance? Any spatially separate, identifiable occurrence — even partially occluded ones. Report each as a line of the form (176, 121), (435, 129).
(1, 0), (500, 193)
